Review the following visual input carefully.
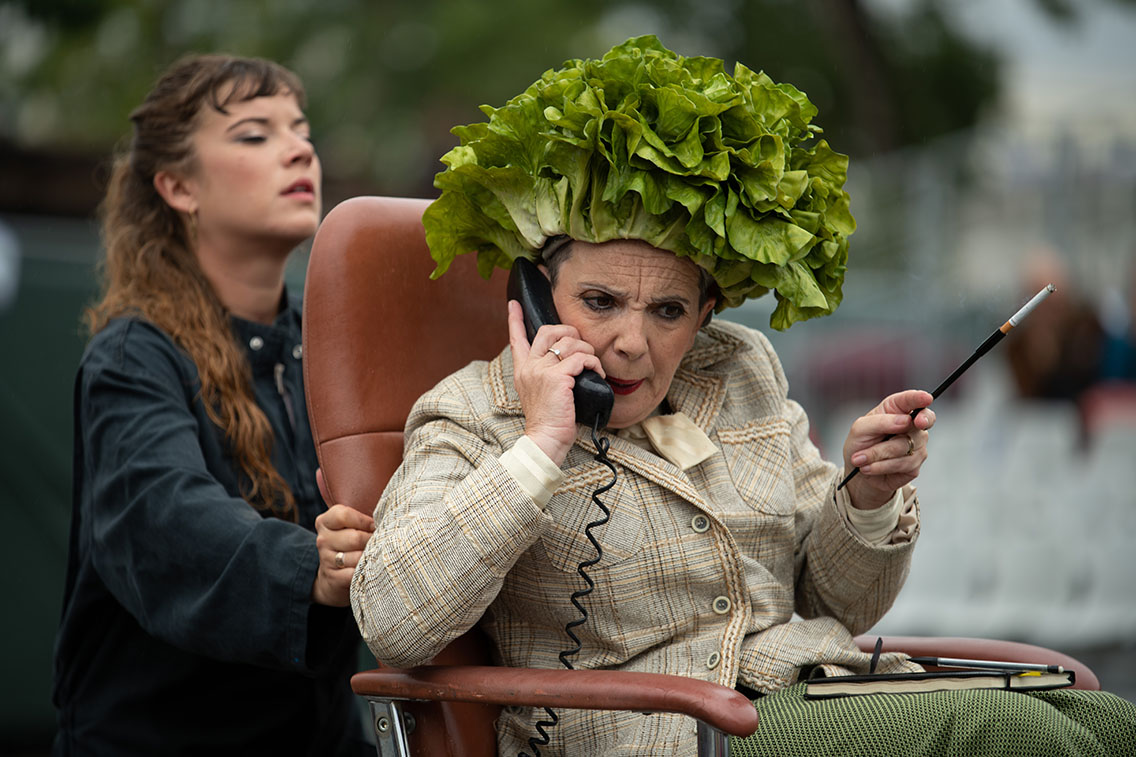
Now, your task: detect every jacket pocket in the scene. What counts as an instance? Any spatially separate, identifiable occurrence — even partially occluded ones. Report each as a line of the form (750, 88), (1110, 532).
(717, 417), (795, 515)
(540, 463), (643, 572)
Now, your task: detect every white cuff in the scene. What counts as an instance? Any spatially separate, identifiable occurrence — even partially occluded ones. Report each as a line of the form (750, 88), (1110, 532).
(499, 435), (565, 509)
(841, 487), (904, 546)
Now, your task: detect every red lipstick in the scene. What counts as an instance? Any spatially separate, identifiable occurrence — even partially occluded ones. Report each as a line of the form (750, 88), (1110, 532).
(607, 377), (643, 395)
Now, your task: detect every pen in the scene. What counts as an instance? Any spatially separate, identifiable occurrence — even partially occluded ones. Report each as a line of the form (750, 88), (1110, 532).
(837, 283), (1056, 491)
(907, 656), (1065, 675)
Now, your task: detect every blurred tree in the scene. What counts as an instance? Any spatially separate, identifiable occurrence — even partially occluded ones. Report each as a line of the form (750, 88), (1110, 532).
(1, 0), (1010, 210)
(2, 0), (1131, 210)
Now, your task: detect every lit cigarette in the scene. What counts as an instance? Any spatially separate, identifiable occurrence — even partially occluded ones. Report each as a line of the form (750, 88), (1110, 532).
(1004, 283), (1056, 332)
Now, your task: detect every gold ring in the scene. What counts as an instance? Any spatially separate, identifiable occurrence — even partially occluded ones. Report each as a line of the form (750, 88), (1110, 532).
(905, 436), (915, 456)
(334, 551), (345, 569)
(548, 347), (562, 360)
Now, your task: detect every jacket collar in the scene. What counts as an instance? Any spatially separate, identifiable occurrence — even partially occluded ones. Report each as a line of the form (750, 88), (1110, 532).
(228, 288), (302, 372)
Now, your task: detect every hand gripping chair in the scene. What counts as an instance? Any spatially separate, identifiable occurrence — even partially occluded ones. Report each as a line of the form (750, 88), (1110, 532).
(302, 196), (1100, 757)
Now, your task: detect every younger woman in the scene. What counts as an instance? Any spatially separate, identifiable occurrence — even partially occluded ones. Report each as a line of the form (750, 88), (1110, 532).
(52, 55), (373, 755)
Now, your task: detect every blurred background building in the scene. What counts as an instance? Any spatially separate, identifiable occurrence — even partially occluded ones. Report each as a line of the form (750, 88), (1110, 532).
(2, 0), (1135, 752)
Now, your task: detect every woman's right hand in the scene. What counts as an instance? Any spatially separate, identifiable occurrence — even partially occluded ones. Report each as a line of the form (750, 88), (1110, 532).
(311, 504), (375, 607)
(508, 299), (605, 466)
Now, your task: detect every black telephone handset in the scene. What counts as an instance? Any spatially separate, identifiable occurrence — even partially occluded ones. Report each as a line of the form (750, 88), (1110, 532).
(508, 258), (616, 757)
(507, 257), (613, 429)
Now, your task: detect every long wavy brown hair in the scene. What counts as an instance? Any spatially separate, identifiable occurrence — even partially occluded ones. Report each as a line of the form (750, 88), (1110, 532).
(86, 54), (307, 521)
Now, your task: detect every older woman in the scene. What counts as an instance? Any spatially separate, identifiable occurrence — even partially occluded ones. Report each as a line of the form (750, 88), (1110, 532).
(351, 37), (1135, 756)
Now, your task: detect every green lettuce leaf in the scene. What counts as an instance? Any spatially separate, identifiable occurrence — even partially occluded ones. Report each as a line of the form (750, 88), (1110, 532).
(421, 34), (855, 329)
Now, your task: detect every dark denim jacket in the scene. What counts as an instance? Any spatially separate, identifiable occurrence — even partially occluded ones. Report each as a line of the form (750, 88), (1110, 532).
(52, 296), (366, 756)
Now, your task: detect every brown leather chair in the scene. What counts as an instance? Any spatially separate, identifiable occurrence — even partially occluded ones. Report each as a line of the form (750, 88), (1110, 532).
(302, 196), (1099, 757)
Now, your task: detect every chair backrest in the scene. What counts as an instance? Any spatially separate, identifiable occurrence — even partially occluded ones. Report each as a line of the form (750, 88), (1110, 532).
(302, 196), (508, 514)
(302, 196), (507, 755)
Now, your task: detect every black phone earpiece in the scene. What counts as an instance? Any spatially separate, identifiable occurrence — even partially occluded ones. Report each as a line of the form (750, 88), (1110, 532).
(507, 258), (613, 429)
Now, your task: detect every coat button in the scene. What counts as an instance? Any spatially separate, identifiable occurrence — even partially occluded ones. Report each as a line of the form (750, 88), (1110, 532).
(706, 652), (721, 670)
(249, 336), (264, 351)
(292, 344), (303, 360)
(691, 514), (710, 533)
(712, 596), (731, 615)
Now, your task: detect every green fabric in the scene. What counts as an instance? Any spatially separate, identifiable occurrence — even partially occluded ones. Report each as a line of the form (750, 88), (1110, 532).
(731, 682), (1136, 756)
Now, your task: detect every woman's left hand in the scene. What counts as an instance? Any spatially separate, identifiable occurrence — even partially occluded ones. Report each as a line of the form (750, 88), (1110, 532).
(310, 470), (376, 607)
(842, 389), (935, 510)
(311, 505), (376, 606)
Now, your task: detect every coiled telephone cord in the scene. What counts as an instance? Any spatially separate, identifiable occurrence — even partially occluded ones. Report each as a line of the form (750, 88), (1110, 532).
(520, 418), (617, 757)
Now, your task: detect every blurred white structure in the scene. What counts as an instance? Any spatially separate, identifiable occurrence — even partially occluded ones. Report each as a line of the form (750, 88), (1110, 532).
(859, 362), (1136, 647)
(729, 106), (1136, 649)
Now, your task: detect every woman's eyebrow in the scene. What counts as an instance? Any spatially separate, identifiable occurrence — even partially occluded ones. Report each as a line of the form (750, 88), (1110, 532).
(577, 281), (626, 296)
(649, 294), (692, 308)
(578, 281), (692, 306)
(224, 115), (308, 133)
(225, 117), (268, 133)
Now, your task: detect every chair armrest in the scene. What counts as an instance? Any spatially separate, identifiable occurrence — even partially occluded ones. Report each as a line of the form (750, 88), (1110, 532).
(351, 666), (759, 738)
(857, 635), (1100, 690)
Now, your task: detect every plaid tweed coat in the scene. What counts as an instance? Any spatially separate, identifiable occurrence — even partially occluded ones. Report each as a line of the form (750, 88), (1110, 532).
(351, 320), (920, 755)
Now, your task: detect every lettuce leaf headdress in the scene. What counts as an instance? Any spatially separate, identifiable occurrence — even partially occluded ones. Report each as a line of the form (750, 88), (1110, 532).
(422, 35), (855, 329)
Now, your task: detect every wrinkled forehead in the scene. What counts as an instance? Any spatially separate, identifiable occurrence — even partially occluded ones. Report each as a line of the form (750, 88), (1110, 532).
(559, 239), (703, 296)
